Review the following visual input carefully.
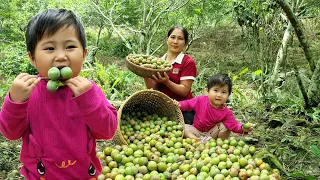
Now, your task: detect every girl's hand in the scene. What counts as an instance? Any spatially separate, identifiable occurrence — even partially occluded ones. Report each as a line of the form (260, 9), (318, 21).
(151, 72), (169, 84)
(65, 76), (92, 97)
(9, 73), (41, 102)
(242, 123), (255, 132)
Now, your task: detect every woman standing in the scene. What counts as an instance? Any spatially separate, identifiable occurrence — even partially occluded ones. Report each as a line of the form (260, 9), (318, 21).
(144, 25), (197, 124)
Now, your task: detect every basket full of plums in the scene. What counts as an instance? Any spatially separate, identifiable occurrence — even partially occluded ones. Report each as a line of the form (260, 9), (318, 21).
(126, 54), (172, 78)
(113, 89), (184, 145)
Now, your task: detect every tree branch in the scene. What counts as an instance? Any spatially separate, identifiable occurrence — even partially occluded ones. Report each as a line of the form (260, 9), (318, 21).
(271, 22), (293, 86)
(149, 0), (190, 29)
(293, 66), (310, 109)
(92, 1), (134, 52)
(116, 24), (143, 34)
(168, 0), (191, 11)
(307, 58), (320, 107)
(151, 44), (164, 56)
(145, 0), (159, 24)
(276, 0), (315, 72)
(146, 21), (161, 54)
(149, 2), (173, 28)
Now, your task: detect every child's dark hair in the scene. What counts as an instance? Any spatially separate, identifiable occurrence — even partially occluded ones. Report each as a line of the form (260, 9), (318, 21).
(167, 25), (189, 44)
(207, 74), (232, 95)
(26, 9), (86, 56)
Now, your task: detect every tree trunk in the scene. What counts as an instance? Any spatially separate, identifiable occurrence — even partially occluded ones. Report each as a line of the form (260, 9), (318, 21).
(307, 58), (320, 107)
(293, 66), (310, 109)
(276, 0), (315, 72)
(271, 22), (293, 85)
(91, 22), (104, 62)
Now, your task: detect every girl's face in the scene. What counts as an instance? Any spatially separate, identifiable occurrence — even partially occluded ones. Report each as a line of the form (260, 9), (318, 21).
(29, 26), (87, 78)
(207, 84), (230, 108)
(167, 28), (186, 54)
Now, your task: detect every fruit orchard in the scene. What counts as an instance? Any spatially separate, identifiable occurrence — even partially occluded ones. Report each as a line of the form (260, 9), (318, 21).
(1, 0), (320, 179)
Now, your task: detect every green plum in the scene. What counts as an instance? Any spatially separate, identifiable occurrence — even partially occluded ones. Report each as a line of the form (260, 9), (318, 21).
(48, 67), (60, 80)
(60, 67), (73, 80)
(46, 80), (63, 92)
(243, 123), (251, 130)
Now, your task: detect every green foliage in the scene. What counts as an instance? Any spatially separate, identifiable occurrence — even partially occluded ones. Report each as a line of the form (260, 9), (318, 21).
(228, 68), (263, 110)
(254, 148), (284, 170)
(111, 41), (132, 58)
(191, 61), (214, 96)
(306, 108), (320, 122)
(287, 172), (317, 180)
(0, 140), (21, 176)
(251, 112), (320, 177)
(310, 145), (320, 158)
(88, 0), (234, 55)
(0, 77), (12, 107)
(0, 42), (38, 78)
(98, 36), (134, 58)
(232, 67), (249, 82)
(80, 62), (145, 101)
(266, 89), (305, 113)
(232, 0), (278, 27)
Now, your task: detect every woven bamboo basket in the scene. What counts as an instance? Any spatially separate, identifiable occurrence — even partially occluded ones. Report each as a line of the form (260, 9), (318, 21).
(125, 54), (172, 78)
(112, 89), (184, 145)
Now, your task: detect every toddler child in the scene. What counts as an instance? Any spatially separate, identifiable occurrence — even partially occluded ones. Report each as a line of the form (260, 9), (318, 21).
(0, 9), (118, 179)
(178, 73), (254, 141)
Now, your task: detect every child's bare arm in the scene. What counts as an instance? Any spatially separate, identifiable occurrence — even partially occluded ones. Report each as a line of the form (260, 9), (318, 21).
(184, 131), (199, 139)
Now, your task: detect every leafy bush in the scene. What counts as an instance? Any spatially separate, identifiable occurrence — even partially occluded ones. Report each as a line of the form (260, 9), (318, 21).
(0, 138), (22, 179)
(95, 35), (134, 59)
(0, 42), (38, 78)
(80, 61), (145, 101)
(0, 74), (13, 106)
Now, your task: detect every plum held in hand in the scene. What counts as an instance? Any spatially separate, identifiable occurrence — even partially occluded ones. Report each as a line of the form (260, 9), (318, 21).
(60, 67), (73, 80)
(46, 80), (63, 92)
(243, 123), (251, 130)
(47, 67), (60, 80)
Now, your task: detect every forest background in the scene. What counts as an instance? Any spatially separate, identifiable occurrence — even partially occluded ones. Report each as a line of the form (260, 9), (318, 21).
(0, 0), (319, 179)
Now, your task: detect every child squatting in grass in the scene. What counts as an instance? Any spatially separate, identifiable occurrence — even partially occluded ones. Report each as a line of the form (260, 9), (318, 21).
(177, 74), (254, 142)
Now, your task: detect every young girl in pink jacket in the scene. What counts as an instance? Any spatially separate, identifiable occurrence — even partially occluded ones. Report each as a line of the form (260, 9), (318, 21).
(178, 74), (254, 141)
(0, 9), (118, 180)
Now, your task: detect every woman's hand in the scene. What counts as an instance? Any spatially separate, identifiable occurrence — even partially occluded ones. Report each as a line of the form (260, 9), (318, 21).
(65, 76), (92, 97)
(151, 72), (170, 85)
(9, 73), (41, 102)
(144, 77), (158, 89)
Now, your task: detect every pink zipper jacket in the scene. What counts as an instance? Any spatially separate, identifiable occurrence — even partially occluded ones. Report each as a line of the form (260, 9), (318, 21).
(179, 95), (244, 133)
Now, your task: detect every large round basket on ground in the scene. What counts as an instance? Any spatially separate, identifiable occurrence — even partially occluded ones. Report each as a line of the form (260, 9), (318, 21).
(125, 54), (172, 78)
(112, 89), (184, 145)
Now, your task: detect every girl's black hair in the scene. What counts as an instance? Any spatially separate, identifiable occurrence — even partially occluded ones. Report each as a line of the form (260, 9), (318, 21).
(167, 25), (189, 44)
(207, 74), (232, 95)
(26, 9), (86, 56)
